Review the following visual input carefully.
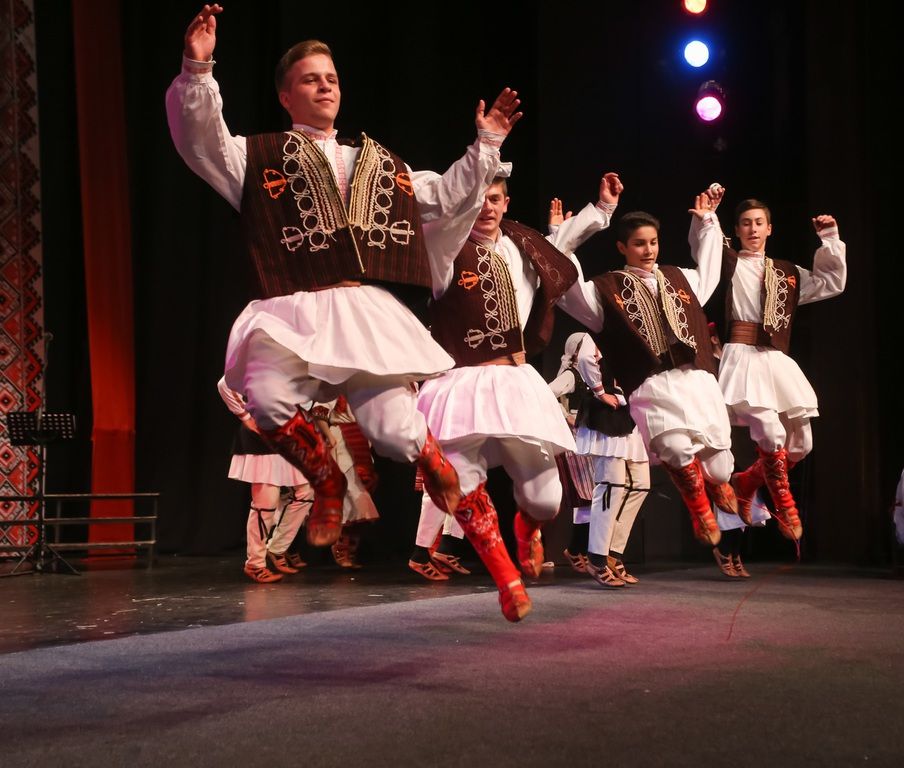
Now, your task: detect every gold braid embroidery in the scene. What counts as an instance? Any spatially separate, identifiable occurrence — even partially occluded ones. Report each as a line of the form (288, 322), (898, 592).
(763, 257), (791, 333)
(618, 272), (670, 356)
(654, 269), (696, 351)
(464, 245), (520, 350)
(282, 132), (346, 252)
(347, 135), (415, 249)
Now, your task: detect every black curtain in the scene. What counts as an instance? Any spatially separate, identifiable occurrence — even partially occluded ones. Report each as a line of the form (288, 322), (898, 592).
(35, 0), (901, 563)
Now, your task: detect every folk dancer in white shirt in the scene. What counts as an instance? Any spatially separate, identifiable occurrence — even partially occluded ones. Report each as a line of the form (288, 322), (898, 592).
(715, 198), (846, 541)
(577, 186), (737, 558)
(412, 173), (623, 621)
(167, 5), (522, 552)
(549, 333), (650, 588)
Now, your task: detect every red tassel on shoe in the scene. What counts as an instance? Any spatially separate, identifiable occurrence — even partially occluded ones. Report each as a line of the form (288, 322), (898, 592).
(454, 484), (531, 622)
(730, 459), (764, 526)
(261, 407), (346, 547)
(418, 431), (461, 515)
(514, 510), (544, 578)
(758, 447), (803, 541)
(664, 458), (721, 546)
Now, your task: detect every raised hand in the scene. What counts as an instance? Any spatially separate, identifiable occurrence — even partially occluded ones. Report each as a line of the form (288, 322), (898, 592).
(475, 88), (523, 137)
(812, 214), (838, 233)
(705, 182), (725, 210)
(184, 4), (223, 61)
(689, 189), (719, 219)
(548, 198), (573, 228)
(599, 172), (623, 206)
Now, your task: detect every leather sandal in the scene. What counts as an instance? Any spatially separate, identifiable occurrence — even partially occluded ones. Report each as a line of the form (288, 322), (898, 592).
(243, 564), (283, 584)
(408, 559), (450, 581)
(267, 551), (300, 574)
(731, 554), (751, 578)
(564, 548), (589, 574)
(586, 561), (626, 588)
(712, 547), (739, 578)
(608, 556), (639, 584)
(284, 552), (307, 569)
(431, 551), (471, 575)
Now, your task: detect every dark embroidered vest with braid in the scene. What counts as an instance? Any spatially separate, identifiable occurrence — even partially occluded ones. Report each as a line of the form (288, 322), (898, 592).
(591, 266), (716, 396)
(430, 221), (578, 367)
(241, 132), (431, 298)
(722, 247), (800, 354)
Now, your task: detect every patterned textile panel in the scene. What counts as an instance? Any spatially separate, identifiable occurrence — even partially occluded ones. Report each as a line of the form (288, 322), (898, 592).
(0, 0), (44, 551)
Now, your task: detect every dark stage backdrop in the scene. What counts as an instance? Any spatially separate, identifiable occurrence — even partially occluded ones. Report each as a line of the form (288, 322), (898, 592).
(33, 1), (901, 564)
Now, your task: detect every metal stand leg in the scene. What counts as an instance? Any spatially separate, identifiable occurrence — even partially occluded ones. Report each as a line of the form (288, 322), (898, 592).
(4, 445), (79, 576)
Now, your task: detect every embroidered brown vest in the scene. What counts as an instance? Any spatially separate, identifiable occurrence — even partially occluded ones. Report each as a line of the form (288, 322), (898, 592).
(241, 132), (431, 298)
(430, 221), (578, 367)
(591, 266), (716, 396)
(722, 247), (800, 354)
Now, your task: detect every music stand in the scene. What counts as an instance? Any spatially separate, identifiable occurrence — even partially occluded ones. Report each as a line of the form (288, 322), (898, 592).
(4, 411), (78, 574)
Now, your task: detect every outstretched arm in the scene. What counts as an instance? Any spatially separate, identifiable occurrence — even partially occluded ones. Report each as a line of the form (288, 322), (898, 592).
(683, 185), (725, 304)
(799, 214), (847, 303)
(166, 4), (246, 210)
(549, 172), (623, 255)
(414, 88), (523, 295)
(552, 173), (623, 331)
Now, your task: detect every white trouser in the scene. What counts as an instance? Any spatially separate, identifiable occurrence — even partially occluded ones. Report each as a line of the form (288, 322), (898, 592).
(587, 456), (650, 558)
(244, 483), (312, 568)
(414, 436), (563, 546)
(241, 330), (425, 462)
(731, 404), (813, 463)
(650, 431), (734, 484)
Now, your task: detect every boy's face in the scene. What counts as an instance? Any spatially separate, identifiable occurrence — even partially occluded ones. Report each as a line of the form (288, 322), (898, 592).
(278, 53), (341, 130)
(735, 208), (772, 253)
(617, 225), (659, 271)
(471, 182), (509, 242)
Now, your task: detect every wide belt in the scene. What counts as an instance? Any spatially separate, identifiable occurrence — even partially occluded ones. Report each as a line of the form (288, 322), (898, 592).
(478, 351), (527, 366)
(729, 321), (773, 346)
(310, 280), (363, 292)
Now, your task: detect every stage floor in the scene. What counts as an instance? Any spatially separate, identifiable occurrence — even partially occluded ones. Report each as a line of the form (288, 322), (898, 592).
(0, 552), (899, 653)
(0, 553), (513, 653)
(2, 554), (904, 767)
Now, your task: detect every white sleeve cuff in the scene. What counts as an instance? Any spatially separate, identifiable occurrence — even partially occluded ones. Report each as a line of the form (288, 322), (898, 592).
(181, 55), (215, 76)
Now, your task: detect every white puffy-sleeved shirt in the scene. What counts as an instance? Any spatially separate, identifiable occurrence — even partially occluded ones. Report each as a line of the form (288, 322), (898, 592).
(414, 203), (614, 453)
(166, 59), (508, 386)
(718, 228), (847, 417)
(605, 213), (732, 456)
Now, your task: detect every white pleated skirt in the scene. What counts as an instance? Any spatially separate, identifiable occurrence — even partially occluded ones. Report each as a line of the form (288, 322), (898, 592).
(718, 343), (819, 420)
(228, 454), (308, 487)
(417, 363), (575, 454)
(224, 285), (454, 385)
(575, 426), (648, 462)
(628, 367), (732, 452)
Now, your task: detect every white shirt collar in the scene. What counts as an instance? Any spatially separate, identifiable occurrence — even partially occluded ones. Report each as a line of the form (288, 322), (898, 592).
(292, 124), (338, 141)
(625, 265), (658, 279)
